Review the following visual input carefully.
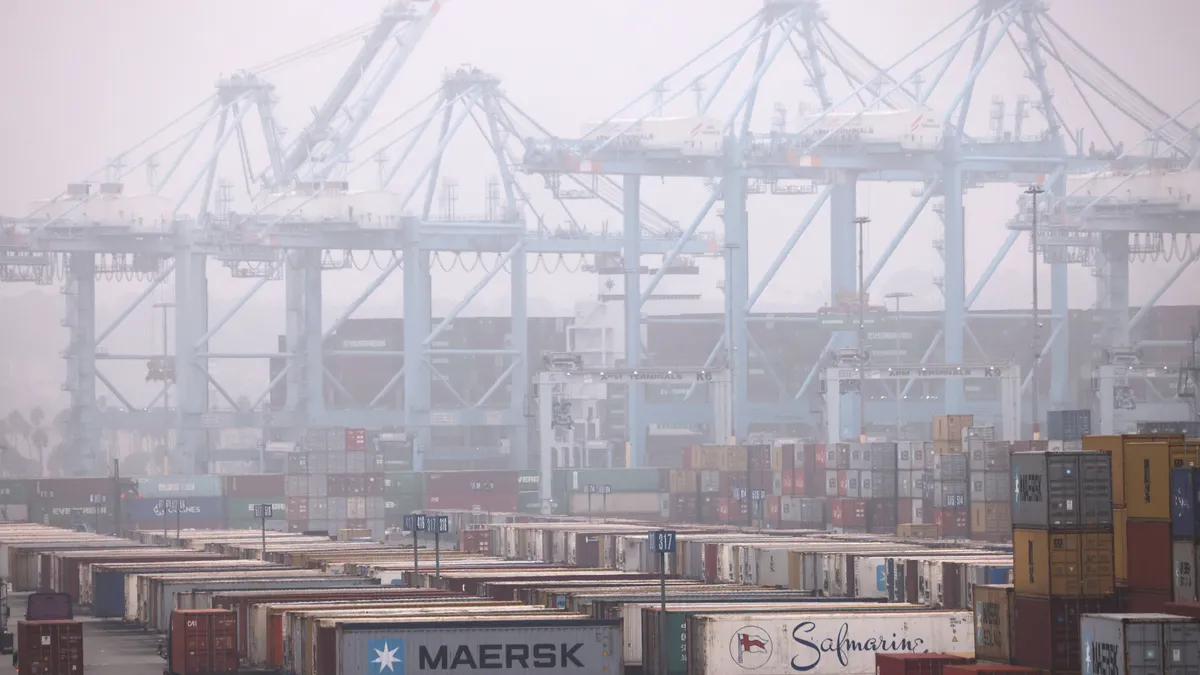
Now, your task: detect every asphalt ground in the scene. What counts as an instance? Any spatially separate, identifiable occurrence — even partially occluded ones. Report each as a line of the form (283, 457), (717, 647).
(2, 592), (166, 675)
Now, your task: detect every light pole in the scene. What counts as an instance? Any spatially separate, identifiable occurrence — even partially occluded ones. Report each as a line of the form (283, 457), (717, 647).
(885, 291), (913, 439)
(153, 302), (175, 470)
(855, 216), (871, 442)
(1025, 185), (1045, 440)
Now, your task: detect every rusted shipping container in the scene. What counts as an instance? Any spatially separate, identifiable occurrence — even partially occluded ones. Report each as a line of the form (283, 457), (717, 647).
(17, 620), (83, 675)
(971, 584), (1014, 664)
(935, 507), (969, 537)
(876, 653), (974, 674)
(170, 609), (238, 675)
(1012, 528), (1115, 597)
(423, 471), (519, 511)
(1011, 595), (1118, 672)
(1126, 519), (1172, 592)
(1119, 588), (1172, 613)
(223, 474), (284, 499)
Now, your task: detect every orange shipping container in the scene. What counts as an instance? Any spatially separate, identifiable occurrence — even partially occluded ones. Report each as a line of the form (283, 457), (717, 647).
(934, 414), (975, 442)
(1122, 441), (1172, 521)
(1115, 507), (1128, 583)
(1083, 433), (1184, 505)
(1013, 528), (1115, 597)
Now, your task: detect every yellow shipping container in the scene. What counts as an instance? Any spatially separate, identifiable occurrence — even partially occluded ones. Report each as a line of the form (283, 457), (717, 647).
(1114, 507), (1127, 583)
(717, 445), (749, 472)
(934, 414), (974, 442)
(1170, 441), (1200, 469)
(897, 523), (938, 538)
(897, 523), (938, 539)
(1013, 528), (1115, 597)
(972, 584), (1015, 664)
(1082, 433), (1184, 506)
(1122, 442), (1172, 521)
(668, 470), (697, 494)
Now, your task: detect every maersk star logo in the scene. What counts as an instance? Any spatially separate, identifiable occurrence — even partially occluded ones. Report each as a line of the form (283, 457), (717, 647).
(368, 639), (405, 674)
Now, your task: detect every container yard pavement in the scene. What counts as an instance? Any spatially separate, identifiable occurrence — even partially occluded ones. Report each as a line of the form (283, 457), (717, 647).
(1, 593), (164, 675)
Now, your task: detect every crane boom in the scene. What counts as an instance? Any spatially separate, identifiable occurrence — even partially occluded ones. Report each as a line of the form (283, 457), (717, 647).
(276, 0), (446, 186)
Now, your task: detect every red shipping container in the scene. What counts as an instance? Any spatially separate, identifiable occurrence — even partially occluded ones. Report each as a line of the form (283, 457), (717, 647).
(1125, 519), (1172, 591)
(781, 470), (794, 495)
(1012, 595), (1117, 672)
(765, 496), (781, 524)
(1121, 588), (1171, 613)
(222, 474), (284, 499)
(423, 471), (518, 512)
(875, 653), (973, 675)
(170, 609), (238, 675)
(830, 498), (867, 528)
(943, 666), (1044, 674)
(285, 497), (308, 519)
(18, 620), (83, 675)
(1166, 601), (1200, 620)
(868, 499), (899, 529)
(814, 444), (827, 470)
(936, 507), (969, 537)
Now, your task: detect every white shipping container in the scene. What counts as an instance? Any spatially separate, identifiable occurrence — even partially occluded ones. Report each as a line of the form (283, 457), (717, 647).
(1080, 613), (1200, 675)
(798, 108), (943, 150)
(691, 611), (972, 675)
(851, 557), (888, 599)
(581, 116), (724, 156)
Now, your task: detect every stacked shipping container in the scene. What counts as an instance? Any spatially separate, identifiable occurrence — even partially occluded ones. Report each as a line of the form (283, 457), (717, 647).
(1010, 450), (1118, 672)
(967, 435), (1012, 542)
(1083, 434), (1189, 612)
(895, 440), (930, 529)
(932, 452), (969, 538)
(284, 428), (386, 538)
(1047, 409), (1091, 451)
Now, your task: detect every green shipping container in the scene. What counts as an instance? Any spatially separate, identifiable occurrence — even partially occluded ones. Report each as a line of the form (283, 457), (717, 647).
(226, 499), (286, 521)
(384, 495), (423, 519)
(384, 472), (424, 496)
(518, 490), (567, 516)
(0, 480), (28, 504)
(567, 468), (664, 493)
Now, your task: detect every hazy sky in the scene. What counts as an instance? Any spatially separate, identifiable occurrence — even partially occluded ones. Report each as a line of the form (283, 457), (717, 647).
(0, 0), (1197, 408)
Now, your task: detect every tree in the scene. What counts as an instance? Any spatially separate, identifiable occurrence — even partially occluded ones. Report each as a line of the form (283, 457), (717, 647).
(5, 411), (29, 454)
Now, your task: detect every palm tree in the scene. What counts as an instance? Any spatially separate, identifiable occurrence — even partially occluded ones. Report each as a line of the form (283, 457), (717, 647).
(29, 407), (47, 476)
(5, 411), (28, 455)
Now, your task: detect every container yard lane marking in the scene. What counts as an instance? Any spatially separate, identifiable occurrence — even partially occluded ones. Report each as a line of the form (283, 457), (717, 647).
(369, 639), (405, 673)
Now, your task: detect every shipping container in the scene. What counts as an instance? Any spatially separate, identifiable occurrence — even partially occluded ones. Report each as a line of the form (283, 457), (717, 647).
(935, 415), (975, 442)
(1175, 541), (1198, 602)
(222, 474), (284, 499)
(1048, 409), (1092, 441)
(25, 593), (72, 621)
(1079, 613), (1200, 675)
(1122, 442), (1173, 521)
(940, 662), (1046, 667)
(972, 584), (1014, 664)
(1012, 595), (1119, 672)
(969, 503), (1012, 541)
(126, 496), (225, 523)
(170, 609), (238, 675)
(874, 653), (973, 675)
(1012, 529), (1115, 597)
(1011, 451), (1113, 529)
(226, 499), (286, 522)
(0, 480), (29, 504)
(689, 611), (974, 675)
(935, 507), (969, 538)
(17, 620), (83, 675)
(333, 619), (621, 675)
(136, 475), (224, 498)
(1083, 434), (1185, 505)
(1126, 520), (1173, 592)
(1138, 421), (1200, 437)
(1174, 468), (1200, 539)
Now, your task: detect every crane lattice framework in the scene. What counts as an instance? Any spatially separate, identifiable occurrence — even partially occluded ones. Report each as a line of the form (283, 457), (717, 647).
(521, 0), (1182, 459)
(0, 1), (711, 475)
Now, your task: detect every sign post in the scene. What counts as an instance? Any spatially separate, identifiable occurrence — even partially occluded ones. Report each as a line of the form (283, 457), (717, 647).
(648, 530), (676, 675)
(175, 498), (186, 540)
(603, 485), (611, 518)
(160, 499), (168, 541)
(403, 514), (428, 580)
(253, 504), (273, 560)
(424, 515), (450, 578)
(586, 484), (596, 519)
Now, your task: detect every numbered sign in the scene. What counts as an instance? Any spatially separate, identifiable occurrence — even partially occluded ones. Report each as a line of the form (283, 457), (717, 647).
(586, 484), (597, 494)
(424, 515), (450, 534)
(253, 504), (273, 519)
(403, 514), (428, 532)
(648, 530), (677, 554)
(603, 485), (612, 495)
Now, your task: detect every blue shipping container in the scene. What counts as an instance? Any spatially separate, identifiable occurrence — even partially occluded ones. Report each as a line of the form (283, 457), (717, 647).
(92, 570), (127, 618)
(126, 496), (224, 523)
(1172, 468), (1200, 539)
(136, 475), (224, 498)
